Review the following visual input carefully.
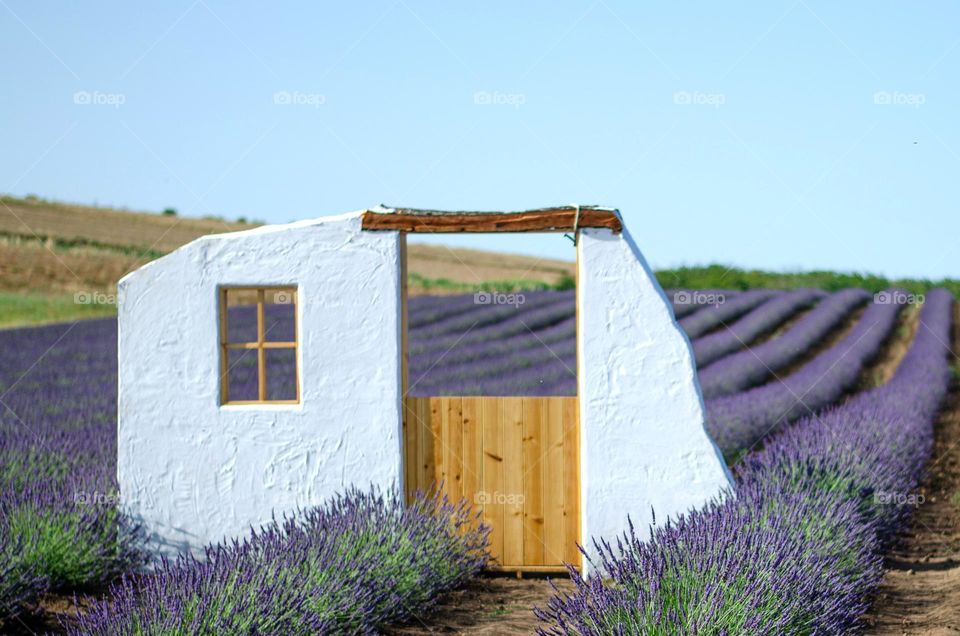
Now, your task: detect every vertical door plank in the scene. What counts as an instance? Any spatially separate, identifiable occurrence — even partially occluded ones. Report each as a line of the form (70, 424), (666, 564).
(430, 398), (443, 494)
(445, 397), (463, 504)
(439, 397), (450, 491)
(522, 398), (545, 566)
(421, 398), (435, 494)
(562, 397), (581, 566)
(409, 398), (418, 497)
(481, 398), (504, 565)
(543, 398), (566, 565)
(418, 398), (435, 496)
(461, 398), (482, 522)
(417, 398), (436, 493)
(502, 397), (525, 566)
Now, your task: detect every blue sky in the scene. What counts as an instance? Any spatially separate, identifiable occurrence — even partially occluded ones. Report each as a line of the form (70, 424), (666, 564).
(2, 1), (958, 278)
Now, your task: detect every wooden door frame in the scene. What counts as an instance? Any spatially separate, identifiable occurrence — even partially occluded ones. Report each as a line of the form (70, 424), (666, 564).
(397, 230), (582, 573)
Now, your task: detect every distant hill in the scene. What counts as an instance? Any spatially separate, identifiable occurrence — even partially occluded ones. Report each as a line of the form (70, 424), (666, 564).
(0, 196), (574, 326)
(1, 195), (955, 328)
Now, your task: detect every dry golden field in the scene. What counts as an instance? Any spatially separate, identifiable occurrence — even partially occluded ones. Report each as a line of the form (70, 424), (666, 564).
(0, 195), (574, 326)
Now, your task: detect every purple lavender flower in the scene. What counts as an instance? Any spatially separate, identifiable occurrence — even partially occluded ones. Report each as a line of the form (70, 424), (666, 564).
(537, 290), (953, 635)
(69, 488), (489, 635)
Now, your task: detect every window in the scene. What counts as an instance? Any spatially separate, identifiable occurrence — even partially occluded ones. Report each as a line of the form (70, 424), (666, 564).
(219, 287), (299, 405)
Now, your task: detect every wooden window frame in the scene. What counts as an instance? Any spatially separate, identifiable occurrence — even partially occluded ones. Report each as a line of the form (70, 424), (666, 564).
(219, 286), (300, 406)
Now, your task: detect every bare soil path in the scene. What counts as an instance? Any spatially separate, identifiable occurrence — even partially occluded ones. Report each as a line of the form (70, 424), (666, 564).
(864, 303), (960, 635)
(381, 575), (572, 635)
(5, 578), (573, 635)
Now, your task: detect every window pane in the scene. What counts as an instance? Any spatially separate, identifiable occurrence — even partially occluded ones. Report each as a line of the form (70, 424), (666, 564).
(224, 289), (259, 343)
(263, 289), (297, 342)
(227, 348), (259, 401)
(265, 348), (297, 401)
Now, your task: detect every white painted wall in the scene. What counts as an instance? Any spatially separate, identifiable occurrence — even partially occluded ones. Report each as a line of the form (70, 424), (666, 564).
(576, 226), (733, 574)
(119, 210), (731, 570)
(118, 211), (403, 555)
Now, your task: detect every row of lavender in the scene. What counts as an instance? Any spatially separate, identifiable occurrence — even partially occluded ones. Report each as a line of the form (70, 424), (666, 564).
(0, 288), (855, 611)
(537, 289), (954, 633)
(707, 290), (902, 457)
(0, 319), (144, 614)
(407, 288), (812, 396)
(0, 286), (904, 628)
(70, 491), (488, 634)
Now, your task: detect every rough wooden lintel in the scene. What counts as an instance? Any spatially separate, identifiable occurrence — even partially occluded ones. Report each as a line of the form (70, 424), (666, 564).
(360, 206), (621, 233)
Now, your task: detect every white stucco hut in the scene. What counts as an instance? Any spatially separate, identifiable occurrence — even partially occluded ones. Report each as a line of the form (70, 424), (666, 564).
(118, 205), (731, 574)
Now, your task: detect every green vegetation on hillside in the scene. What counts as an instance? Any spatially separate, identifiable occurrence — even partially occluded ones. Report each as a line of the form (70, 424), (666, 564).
(3, 265), (958, 331)
(0, 232), (167, 260)
(655, 264), (960, 298)
(0, 292), (115, 329)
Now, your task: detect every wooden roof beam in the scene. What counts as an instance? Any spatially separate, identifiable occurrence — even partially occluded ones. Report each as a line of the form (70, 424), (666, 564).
(360, 205), (622, 233)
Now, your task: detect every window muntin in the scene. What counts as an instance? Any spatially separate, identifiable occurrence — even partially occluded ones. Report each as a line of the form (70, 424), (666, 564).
(219, 287), (299, 405)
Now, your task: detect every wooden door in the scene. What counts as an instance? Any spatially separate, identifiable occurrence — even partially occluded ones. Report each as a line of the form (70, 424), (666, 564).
(403, 396), (580, 572)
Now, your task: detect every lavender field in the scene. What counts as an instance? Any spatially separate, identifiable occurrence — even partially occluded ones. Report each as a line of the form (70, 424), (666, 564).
(0, 287), (954, 634)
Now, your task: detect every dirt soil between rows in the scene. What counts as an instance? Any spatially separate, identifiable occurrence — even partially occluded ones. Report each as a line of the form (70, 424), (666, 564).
(10, 575), (572, 635)
(381, 574), (572, 635)
(864, 302), (960, 635)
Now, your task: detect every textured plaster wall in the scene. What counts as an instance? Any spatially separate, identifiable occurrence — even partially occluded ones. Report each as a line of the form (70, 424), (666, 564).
(118, 211), (402, 555)
(577, 226), (733, 573)
(120, 210), (731, 568)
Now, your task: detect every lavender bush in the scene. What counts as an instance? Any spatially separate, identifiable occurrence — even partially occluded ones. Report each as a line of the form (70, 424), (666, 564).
(0, 320), (144, 618)
(537, 289), (953, 635)
(405, 290), (797, 396)
(691, 288), (823, 367)
(70, 488), (489, 635)
(705, 293), (903, 458)
(668, 289), (739, 319)
(677, 289), (779, 339)
(698, 288), (870, 398)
